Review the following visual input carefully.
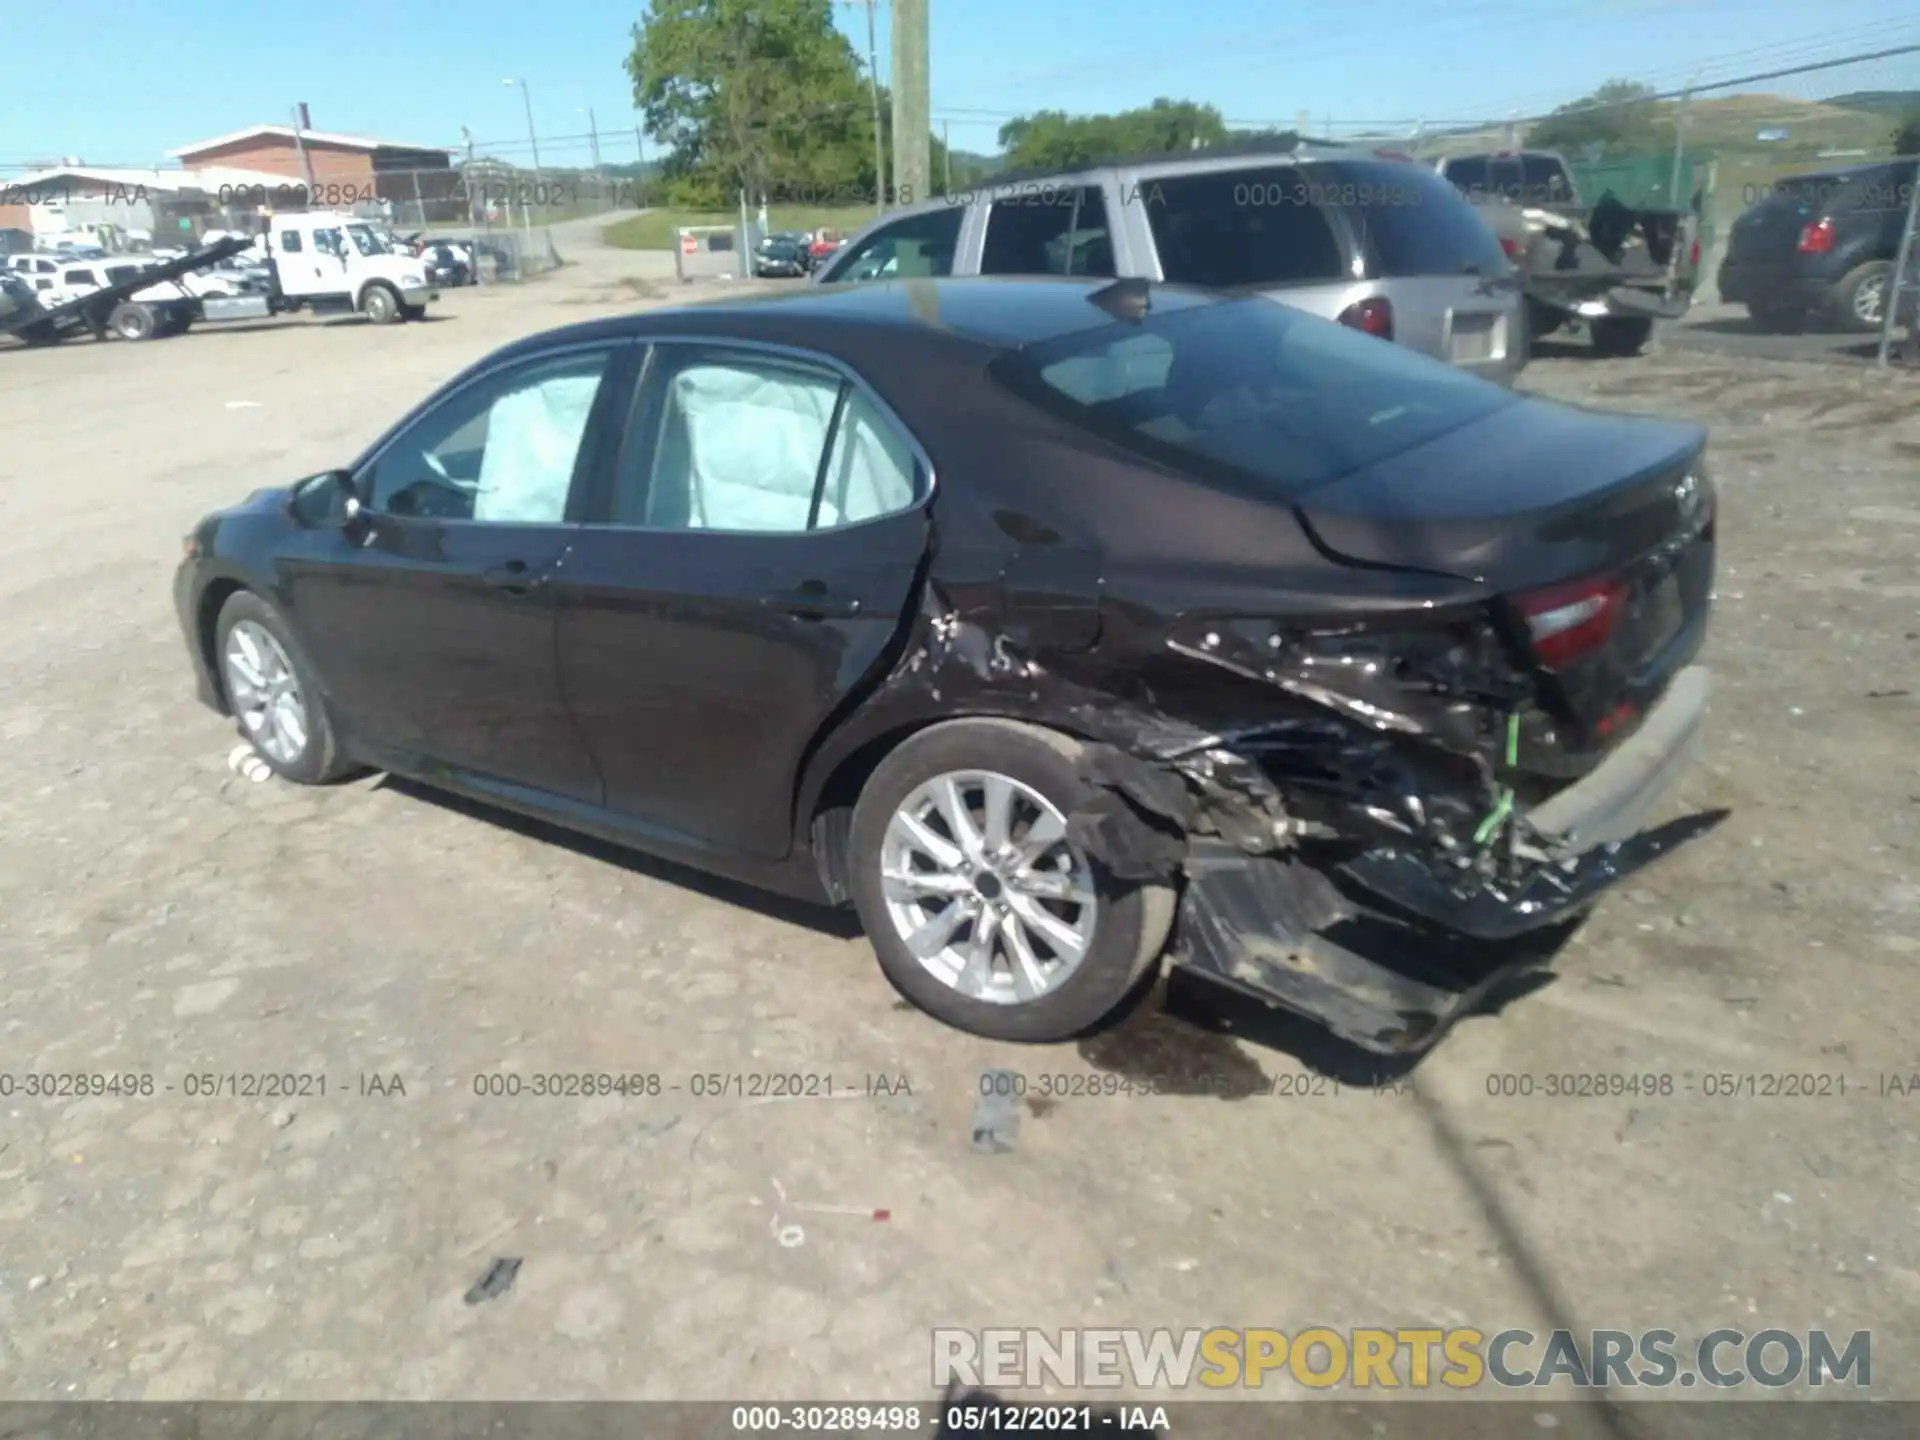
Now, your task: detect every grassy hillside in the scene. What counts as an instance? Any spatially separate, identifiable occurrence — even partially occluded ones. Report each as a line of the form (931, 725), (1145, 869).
(1417, 91), (1904, 166)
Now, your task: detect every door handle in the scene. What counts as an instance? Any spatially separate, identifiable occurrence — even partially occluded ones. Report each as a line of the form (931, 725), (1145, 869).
(482, 560), (544, 596)
(763, 582), (861, 620)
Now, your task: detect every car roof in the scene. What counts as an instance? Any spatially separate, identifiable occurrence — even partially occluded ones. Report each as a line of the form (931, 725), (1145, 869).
(494, 275), (1226, 366)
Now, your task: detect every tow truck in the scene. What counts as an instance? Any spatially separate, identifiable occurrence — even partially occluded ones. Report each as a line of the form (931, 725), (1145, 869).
(4, 212), (439, 346)
(1, 236), (258, 345)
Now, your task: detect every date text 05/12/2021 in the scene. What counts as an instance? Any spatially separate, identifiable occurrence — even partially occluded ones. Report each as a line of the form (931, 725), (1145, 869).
(0, 1071), (915, 1102)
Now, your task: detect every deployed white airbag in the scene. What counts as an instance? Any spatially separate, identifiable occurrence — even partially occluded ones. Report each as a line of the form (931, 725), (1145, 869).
(654, 364), (920, 532)
(664, 364), (839, 531)
(473, 373), (603, 523)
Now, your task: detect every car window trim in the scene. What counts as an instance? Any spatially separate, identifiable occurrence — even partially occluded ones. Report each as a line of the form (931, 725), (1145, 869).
(348, 336), (642, 531)
(587, 334), (936, 537)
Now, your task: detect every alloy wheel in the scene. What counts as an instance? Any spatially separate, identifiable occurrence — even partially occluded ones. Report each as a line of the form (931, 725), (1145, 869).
(879, 769), (1098, 1006)
(1853, 275), (1886, 326)
(223, 620), (309, 765)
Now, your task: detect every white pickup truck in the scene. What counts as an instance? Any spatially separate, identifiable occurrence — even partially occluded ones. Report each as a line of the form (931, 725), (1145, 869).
(258, 211), (437, 323)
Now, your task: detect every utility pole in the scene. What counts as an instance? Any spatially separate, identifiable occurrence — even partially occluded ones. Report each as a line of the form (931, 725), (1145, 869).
(586, 107), (601, 170)
(942, 119), (952, 196)
(290, 104), (317, 208)
(890, 0), (930, 206)
(461, 127), (479, 237)
(862, 0), (887, 216)
(504, 79), (543, 179)
(634, 124), (648, 207)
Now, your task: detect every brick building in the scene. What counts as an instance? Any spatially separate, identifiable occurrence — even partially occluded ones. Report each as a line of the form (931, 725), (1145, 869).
(167, 125), (460, 216)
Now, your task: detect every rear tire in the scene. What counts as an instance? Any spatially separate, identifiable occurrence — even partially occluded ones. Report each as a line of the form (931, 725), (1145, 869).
(360, 282), (401, 325)
(110, 303), (156, 341)
(212, 591), (357, 786)
(1590, 316), (1652, 357)
(848, 718), (1175, 1043)
(1829, 260), (1891, 334)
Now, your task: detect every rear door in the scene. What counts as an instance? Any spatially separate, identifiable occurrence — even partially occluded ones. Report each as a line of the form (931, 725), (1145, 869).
(554, 339), (931, 860)
(1323, 159), (1521, 374)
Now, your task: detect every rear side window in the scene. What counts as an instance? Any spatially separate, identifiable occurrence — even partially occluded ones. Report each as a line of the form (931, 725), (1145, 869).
(989, 295), (1513, 500)
(1144, 168), (1346, 288)
(980, 186), (1116, 277)
(280, 230), (304, 253)
(1327, 161), (1507, 278)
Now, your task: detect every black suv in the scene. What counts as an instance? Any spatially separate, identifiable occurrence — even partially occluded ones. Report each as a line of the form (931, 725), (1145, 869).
(1718, 159), (1917, 333)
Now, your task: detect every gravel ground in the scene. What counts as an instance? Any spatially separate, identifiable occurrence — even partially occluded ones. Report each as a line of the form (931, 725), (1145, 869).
(0, 220), (1916, 1407)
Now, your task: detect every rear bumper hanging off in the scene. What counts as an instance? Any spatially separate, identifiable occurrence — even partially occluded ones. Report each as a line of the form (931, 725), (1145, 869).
(1169, 667), (1713, 1054)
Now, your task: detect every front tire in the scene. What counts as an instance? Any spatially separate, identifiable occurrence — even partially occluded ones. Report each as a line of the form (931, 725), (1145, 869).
(848, 719), (1175, 1043)
(213, 591), (355, 785)
(360, 282), (401, 325)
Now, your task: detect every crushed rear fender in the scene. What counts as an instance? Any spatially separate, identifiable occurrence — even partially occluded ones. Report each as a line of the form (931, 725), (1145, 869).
(837, 573), (1716, 1054)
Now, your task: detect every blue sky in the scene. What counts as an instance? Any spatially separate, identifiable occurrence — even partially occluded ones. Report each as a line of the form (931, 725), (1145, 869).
(4, 0), (1918, 170)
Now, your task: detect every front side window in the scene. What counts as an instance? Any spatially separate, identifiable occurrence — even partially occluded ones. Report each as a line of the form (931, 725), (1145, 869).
(1144, 168), (1347, 288)
(346, 225), (384, 257)
(363, 346), (617, 524)
(612, 347), (922, 533)
(824, 208), (962, 283)
(63, 269), (97, 287)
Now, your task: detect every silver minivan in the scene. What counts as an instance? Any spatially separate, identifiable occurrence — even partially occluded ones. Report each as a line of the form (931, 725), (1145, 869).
(814, 147), (1528, 382)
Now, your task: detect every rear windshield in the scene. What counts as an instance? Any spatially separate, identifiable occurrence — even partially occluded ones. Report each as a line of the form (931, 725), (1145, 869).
(1445, 154), (1573, 206)
(1326, 160), (1507, 277)
(988, 294), (1515, 500)
(1770, 164), (1915, 214)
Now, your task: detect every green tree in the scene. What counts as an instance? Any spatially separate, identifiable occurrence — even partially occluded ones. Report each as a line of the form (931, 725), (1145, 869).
(1526, 79), (1674, 159)
(996, 98), (1230, 172)
(627, 0), (870, 208)
(1893, 109), (1920, 157)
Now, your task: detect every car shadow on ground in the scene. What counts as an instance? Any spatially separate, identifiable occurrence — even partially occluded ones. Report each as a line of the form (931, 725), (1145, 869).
(377, 774), (1726, 1086)
(372, 774), (865, 939)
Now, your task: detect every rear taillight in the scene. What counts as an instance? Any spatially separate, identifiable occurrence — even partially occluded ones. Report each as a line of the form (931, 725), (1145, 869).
(1337, 296), (1393, 340)
(1515, 576), (1626, 667)
(1689, 236), (1701, 268)
(1797, 217), (1835, 254)
(1499, 236), (1523, 260)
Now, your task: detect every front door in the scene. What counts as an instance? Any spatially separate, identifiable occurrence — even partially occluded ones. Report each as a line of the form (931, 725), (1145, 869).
(280, 339), (636, 801)
(554, 341), (931, 859)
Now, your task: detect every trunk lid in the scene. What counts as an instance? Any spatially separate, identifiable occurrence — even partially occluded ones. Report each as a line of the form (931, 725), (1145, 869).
(1292, 399), (1714, 733)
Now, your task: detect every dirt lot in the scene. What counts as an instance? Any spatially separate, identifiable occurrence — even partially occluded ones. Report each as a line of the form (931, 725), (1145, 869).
(1, 220), (1917, 1406)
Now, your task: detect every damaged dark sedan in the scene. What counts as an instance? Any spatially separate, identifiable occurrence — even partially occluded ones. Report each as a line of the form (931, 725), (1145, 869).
(174, 276), (1715, 1053)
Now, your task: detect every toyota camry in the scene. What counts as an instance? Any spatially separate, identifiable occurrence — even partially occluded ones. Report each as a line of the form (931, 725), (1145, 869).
(175, 276), (1715, 1053)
